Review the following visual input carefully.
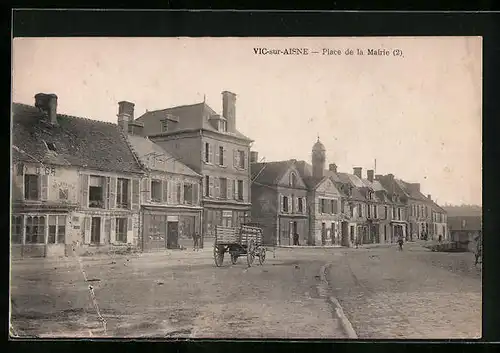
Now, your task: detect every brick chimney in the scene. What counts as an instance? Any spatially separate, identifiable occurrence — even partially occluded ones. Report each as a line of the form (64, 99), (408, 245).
(222, 91), (236, 133)
(117, 101), (135, 132)
(250, 151), (259, 163)
(367, 169), (374, 182)
(35, 93), (58, 125)
(329, 163), (337, 173)
(353, 167), (362, 179)
(427, 194), (432, 200)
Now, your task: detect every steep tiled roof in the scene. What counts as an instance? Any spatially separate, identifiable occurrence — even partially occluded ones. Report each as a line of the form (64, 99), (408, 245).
(302, 176), (323, 190)
(294, 160), (341, 182)
(251, 160), (292, 186)
(12, 103), (143, 174)
(136, 102), (252, 141)
(126, 134), (200, 178)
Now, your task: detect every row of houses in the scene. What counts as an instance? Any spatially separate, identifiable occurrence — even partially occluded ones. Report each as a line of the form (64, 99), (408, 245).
(11, 91), (448, 257)
(250, 139), (449, 247)
(11, 91), (252, 258)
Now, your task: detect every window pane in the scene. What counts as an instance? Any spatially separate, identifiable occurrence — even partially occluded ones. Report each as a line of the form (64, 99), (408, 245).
(57, 225), (65, 244)
(49, 215), (57, 226)
(48, 225), (56, 243)
(58, 216), (66, 225)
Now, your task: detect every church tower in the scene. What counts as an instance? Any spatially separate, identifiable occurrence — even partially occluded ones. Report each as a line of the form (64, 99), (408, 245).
(312, 136), (326, 179)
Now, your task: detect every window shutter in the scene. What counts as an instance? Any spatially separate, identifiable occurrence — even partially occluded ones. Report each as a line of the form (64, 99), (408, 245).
(162, 179), (168, 203)
(209, 177), (214, 198)
(172, 180), (178, 204)
(215, 178), (220, 199)
(131, 179), (140, 211)
(178, 182), (184, 204)
(303, 197), (307, 214)
(40, 174), (48, 200)
(233, 180), (237, 200)
(215, 144), (220, 165)
(127, 217), (133, 244)
(294, 197), (299, 213)
(142, 178), (151, 203)
(109, 177), (117, 209)
(223, 147), (227, 166)
(227, 178), (233, 199)
(104, 218), (111, 245)
(202, 177), (207, 199)
(84, 216), (91, 244)
(279, 194), (284, 212)
(242, 179), (248, 203)
(242, 152), (246, 169)
(80, 174), (89, 208)
(110, 217), (116, 243)
(202, 142), (206, 163)
(233, 150), (238, 168)
(193, 182), (199, 205)
(208, 144), (213, 164)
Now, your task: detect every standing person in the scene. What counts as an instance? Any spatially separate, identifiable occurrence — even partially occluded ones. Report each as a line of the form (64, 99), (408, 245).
(398, 234), (404, 251)
(293, 232), (300, 246)
(438, 234), (443, 243)
(193, 231), (200, 251)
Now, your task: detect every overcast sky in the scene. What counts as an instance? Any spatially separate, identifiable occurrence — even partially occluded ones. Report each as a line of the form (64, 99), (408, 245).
(12, 37), (482, 206)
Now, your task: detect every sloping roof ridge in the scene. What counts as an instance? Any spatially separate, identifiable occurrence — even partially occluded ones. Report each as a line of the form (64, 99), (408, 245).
(123, 134), (148, 171)
(148, 101), (206, 114)
(13, 102), (117, 126)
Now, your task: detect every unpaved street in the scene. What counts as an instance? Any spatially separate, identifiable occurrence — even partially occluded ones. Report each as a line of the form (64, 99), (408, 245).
(326, 242), (482, 339)
(10, 248), (344, 339)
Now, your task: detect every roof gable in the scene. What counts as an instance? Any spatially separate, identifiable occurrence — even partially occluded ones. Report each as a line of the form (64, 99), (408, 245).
(315, 176), (341, 195)
(252, 160), (306, 188)
(276, 164), (307, 189)
(12, 103), (143, 174)
(126, 134), (200, 177)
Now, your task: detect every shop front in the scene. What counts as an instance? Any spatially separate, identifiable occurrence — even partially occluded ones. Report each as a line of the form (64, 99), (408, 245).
(11, 202), (78, 258)
(203, 204), (251, 248)
(142, 206), (202, 251)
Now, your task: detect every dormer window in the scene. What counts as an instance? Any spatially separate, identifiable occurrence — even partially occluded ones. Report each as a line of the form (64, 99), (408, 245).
(44, 141), (57, 152)
(161, 119), (169, 132)
(219, 119), (227, 132)
(289, 172), (297, 187)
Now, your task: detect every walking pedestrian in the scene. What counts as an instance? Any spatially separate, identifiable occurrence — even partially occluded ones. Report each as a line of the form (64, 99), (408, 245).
(398, 235), (404, 251)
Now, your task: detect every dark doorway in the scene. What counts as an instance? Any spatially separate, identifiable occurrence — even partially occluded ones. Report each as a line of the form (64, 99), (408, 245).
(91, 217), (101, 244)
(341, 222), (349, 246)
(350, 225), (355, 244)
(331, 222), (336, 245)
(167, 222), (179, 249)
(321, 223), (326, 245)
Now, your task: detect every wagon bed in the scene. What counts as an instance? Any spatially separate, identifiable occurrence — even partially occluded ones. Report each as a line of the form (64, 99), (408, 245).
(213, 225), (267, 267)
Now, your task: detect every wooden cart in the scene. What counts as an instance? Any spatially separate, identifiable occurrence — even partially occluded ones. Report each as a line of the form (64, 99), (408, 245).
(213, 224), (266, 267)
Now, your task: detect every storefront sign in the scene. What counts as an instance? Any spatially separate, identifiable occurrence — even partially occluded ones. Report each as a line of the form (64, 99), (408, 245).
(167, 216), (179, 222)
(35, 166), (56, 176)
(222, 210), (232, 218)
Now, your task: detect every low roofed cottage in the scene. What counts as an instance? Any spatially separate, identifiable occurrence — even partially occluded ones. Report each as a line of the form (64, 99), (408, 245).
(11, 94), (144, 258)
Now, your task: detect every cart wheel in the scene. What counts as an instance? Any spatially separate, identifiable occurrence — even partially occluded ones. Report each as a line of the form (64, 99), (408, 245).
(231, 253), (238, 265)
(214, 245), (225, 267)
(247, 240), (255, 267)
(258, 248), (266, 265)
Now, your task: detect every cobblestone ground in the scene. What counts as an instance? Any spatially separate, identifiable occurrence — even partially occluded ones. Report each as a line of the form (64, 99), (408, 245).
(10, 248), (344, 339)
(326, 242), (482, 339)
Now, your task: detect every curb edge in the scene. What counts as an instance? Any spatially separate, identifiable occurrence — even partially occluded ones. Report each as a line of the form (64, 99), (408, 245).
(319, 264), (358, 339)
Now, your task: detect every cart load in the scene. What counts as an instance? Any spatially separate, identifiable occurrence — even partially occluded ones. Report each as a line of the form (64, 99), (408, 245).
(213, 224), (267, 267)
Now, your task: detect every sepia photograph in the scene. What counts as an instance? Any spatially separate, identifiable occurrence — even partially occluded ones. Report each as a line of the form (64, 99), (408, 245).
(10, 36), (482, 339)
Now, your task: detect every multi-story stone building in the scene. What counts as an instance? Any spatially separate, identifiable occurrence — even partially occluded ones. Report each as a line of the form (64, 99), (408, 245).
(11, 94), (144, 258)
(430, 198), (448, 241)
(250, 157), (308, 246)
(134, 91), (253, 247)
(376, 174), (409, 242)
(118, 100), (203, 251)
(300, 139), (344, 246)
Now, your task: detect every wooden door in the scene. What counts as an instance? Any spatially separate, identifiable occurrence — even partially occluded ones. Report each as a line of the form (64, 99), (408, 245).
(91, 217), (101, 244)
(167, 221), (179, 249)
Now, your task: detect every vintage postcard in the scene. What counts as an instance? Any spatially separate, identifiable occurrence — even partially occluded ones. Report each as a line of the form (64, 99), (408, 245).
(10, 36), (482, 339)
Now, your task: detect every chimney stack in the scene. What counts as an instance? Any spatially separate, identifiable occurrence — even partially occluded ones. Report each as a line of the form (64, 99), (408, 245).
(222, 91), (236, 133)
(117, 101), (135, 133)
(329, 163), (337, 173)
(367, 169), (374, 182)
(35, 93), (58, 125)
(427, 194), (432, 200)
(353, 167), (362, 179)
(250, 151), (259, 163)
